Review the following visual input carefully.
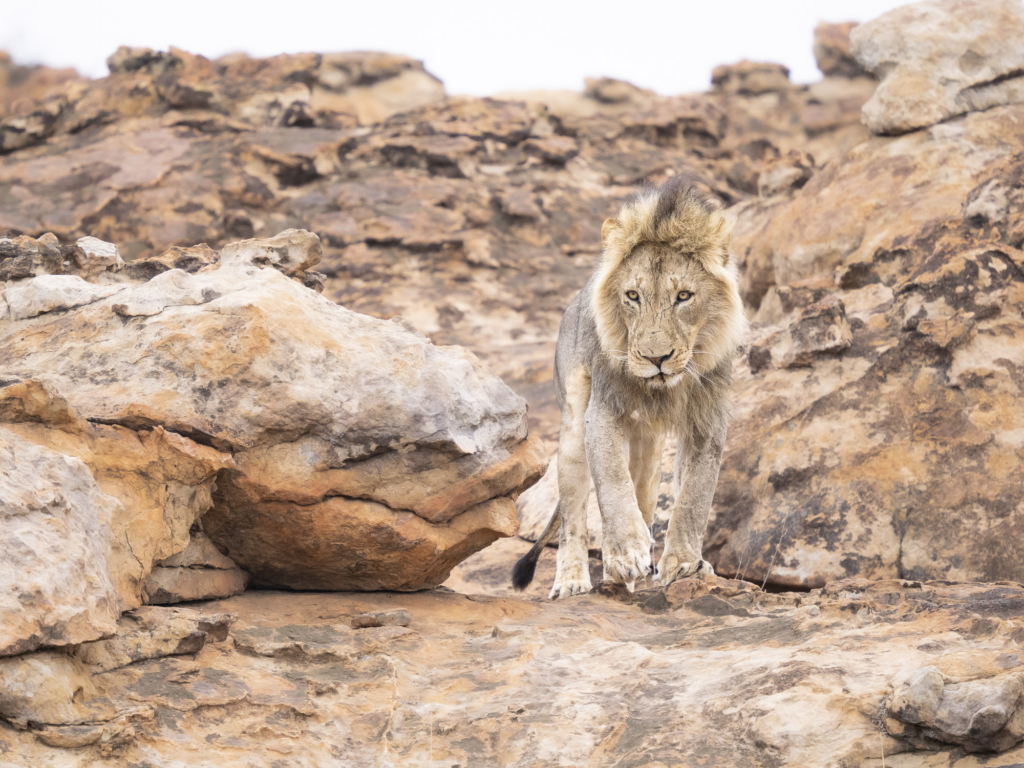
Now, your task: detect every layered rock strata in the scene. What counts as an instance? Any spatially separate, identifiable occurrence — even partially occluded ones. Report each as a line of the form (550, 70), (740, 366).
(0, 229), (544, 594)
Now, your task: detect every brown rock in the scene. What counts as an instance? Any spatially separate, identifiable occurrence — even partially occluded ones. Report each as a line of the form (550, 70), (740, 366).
(711, 60), (791, 96)
(813, 22), (869, 78)
(583, 77), (655, 104)
(351, 609), (412, 629)
(1, 581), (1022, 763)
(711, 109), (1024, 588)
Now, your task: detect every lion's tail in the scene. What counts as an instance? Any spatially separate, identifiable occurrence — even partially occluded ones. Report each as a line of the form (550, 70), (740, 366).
(511, 502), (562, 591)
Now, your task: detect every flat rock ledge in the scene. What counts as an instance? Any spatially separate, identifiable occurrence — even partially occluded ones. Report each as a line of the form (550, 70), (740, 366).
(1, 576), (1022, 765)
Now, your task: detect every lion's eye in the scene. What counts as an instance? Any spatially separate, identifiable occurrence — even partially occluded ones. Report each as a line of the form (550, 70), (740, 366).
(626, 290), (639, 301)
(677, 290), (694, 302)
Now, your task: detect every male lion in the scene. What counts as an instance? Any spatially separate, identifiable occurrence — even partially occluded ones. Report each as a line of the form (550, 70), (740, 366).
(512, 176), (746, 599)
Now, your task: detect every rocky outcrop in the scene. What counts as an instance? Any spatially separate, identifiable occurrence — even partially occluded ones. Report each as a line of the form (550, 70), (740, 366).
(851, 0), (1024, 134)
(0, 47), (444, 156)
(712, 97), (1024, 589)
(0, 229), (544, 593)
(0, 379), (232, 656)
(1, 577), (1022, 764)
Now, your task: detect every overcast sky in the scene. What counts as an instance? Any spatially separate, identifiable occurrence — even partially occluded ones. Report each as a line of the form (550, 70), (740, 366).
(4, 0), (908, 96)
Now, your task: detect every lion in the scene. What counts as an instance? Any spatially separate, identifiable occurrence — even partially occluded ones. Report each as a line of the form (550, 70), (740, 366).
(512, 175), (746, 599)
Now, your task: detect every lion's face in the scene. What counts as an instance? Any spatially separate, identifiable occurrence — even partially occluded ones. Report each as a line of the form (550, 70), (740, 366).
(607, 243), (727, 390)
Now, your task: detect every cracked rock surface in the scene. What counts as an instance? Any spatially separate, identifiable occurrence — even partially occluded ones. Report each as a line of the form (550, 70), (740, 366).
(2, 578), (1024, 765)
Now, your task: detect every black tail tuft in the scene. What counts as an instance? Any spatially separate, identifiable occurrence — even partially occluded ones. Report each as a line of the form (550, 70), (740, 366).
(512, 548), (540, 591)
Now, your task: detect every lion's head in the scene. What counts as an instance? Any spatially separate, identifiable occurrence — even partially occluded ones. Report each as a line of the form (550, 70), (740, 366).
(593, 176), (746, 390)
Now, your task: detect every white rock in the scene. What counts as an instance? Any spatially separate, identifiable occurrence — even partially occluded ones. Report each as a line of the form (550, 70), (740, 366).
(851, 0), (1024, 134)
(0, 427), (122, 656)
(5, 275), (125, 320)
(110, 268), (217, 317)
(218, 228), (322, 276)
(76, 236), (124, 273)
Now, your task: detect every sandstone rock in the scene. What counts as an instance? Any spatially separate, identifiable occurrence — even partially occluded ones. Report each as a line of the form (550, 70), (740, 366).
(0, 378), (234, 652)
(888, 666), (1024, 752)
(0, 99), (63, 153)
(0, 233), (63, 281)
(851, 0), (1024, 134)
(351, 609), (412, 629)
(757, 149), (814, 197)
(711, 106), (1024, 589)
(583, 77), (655, 104)
(75, 606), (234, 672)
(73, 236), (123, 278)
(122, 243), (219, 282)
(1, 580), (1022, 765)
(747, 294), (852, 370)
(5, 275), (125, 319)
(0, 426), (121, 656)
(218, 227), (321, 275)
(813, 22), (868, 78)
(0, 233), (545, 591)
(143, 533), (249, 605)
(711, 60), (791, 96)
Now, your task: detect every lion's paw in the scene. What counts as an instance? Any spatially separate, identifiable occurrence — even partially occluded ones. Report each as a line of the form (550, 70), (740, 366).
(655, 553), (713, 586)
(602, 522), (653, 585)
(548, 579), (592, 600)
(550, 558), (592, 600)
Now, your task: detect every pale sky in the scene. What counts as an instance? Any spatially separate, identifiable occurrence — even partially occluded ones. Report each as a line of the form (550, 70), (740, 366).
(3, 0), (908, 95)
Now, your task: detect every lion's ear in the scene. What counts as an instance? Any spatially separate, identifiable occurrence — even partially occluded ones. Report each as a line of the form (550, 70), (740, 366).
(709, 212), (732, 265)
(601, 218), (621, 248)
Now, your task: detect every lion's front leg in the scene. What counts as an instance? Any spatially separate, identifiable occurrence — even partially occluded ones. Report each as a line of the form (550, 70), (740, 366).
(585, 402), (652, 589)
(656, 417), (727, 586)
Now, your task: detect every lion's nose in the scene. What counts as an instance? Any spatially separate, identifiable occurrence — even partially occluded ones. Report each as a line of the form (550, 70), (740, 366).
(644, 351), (674, 368)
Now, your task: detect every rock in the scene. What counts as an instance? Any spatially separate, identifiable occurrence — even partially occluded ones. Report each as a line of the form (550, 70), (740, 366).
(0, 234), (63, 281)
(0, 379), (233, 654)
(142, 567), (248, 604)
(72, 236), (124, 278)
(851, 0), (1024, 134)
(218, 227), (321, 275)
(0, 232), (546, 592)
(757, 149), (814, 197)
(583, 77), (655, 104)
(0, 604), (230, 742)
(74, 606), (234, 672)
(122, 243), (218, 281)
(888, 666), (1024, 752)
(0, 99), (63, 154)
(351, 609), (412, 629)
(813, 22), (869, 78)
(4, 275), (125, 320)
(142, 532), (249, 605)
(1, 581), (1022, 764)
(154, 531), (236, 569)
(711, 61), (791, 95)
(710, 105), (1024, 589)
(747, 294), (852, 370)
(0, 426), (122, 656)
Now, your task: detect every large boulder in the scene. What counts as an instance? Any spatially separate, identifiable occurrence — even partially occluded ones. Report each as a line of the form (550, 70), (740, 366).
(711, 103), (1024, 588)
(851, 0), (1024, 134)
(0, 230), (545, 592)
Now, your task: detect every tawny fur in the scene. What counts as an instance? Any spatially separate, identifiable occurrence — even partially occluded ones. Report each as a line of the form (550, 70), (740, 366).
(513, 175), (747, 598)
